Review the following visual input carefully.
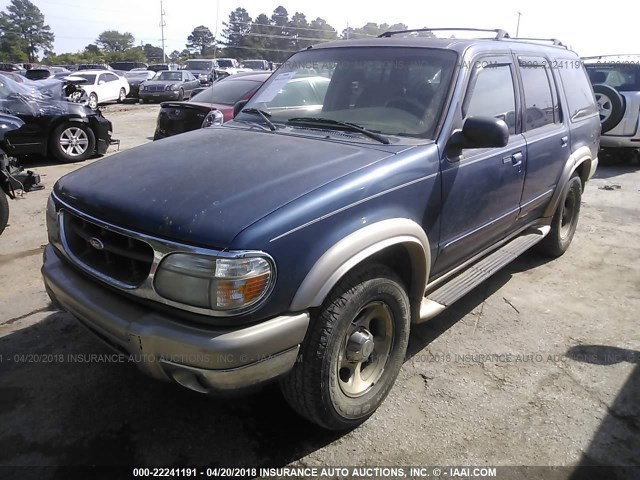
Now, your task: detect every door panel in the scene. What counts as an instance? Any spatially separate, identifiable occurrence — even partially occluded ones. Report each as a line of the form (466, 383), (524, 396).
(434, 56), (526, 275)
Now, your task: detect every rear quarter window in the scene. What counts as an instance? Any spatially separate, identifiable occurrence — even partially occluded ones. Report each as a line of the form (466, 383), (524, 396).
(557, 61), (597, 121)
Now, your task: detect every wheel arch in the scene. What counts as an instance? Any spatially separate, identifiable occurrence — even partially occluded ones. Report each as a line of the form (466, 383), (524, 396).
(543, 146), (593, 218)
(289, 218), (430, 323)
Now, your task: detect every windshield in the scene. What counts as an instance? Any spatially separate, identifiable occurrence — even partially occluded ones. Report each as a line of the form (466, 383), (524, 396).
(237, 47), (457, 138)
(586, 64), (640, 92)
(125, 71), (153, 79)
(190, 79), (262, 105)
(156, 71), (182, 81)
(217, 59), (234, 68)
(185, 61), (213, 70)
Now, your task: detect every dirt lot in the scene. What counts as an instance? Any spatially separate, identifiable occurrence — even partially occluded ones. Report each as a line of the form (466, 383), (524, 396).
(0, 104), (638, 478)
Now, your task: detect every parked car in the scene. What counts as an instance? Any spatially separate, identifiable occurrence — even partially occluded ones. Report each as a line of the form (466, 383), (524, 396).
(213, 58), (252, 80)
(77, 63), (112, 71)
(183, 59), (218, 84)
(139, 70), (199, 103)
(584, 55), (640, 164)
(0, 75), (112, 163)
(69, 70), (130, 109)
(124, 70), (156, 99)
(25, 66), (71, 80)
(153, 72), (271, 140)
(241, 59), (272, 71)
(109, 61), (148, 72)
(0, 63), (25, 74)
(42, 29), (600, 430)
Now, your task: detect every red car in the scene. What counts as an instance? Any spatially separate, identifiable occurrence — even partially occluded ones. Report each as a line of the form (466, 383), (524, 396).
(153, 72), (270, 140)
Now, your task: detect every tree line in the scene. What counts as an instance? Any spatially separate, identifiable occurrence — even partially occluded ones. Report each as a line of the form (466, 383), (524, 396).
(0, 0), (424, 66)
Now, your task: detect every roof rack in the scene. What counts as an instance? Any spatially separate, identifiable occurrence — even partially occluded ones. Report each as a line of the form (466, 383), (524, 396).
(506, 37), (568, 48)
(378, 28), (510, 40)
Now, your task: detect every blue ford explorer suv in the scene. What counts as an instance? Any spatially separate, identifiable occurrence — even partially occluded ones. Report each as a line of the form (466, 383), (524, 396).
(43, 29), (600, 430)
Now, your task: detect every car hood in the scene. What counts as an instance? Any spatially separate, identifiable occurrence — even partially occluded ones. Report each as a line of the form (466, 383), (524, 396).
(0, 93), (94, 117)
(54, 127), (395, 248)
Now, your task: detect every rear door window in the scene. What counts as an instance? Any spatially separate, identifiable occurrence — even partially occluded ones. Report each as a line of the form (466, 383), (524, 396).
(519, 59), (558, 130)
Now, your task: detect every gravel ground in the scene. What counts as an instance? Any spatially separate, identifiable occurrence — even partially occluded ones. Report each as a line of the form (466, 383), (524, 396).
(0, 104), (638, 479)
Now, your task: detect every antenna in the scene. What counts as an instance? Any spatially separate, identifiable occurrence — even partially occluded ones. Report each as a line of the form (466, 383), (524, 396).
(160, 0), (167, 63)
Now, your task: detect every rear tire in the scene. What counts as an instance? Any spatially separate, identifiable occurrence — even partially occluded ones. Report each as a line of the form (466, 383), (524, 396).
(0, 190), (9, 236)
(280, 263), (410, 430)
(539, 174), (582, 257)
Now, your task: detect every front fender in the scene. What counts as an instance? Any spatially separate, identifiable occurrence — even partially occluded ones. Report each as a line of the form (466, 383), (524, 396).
(290, 218), (430, 315)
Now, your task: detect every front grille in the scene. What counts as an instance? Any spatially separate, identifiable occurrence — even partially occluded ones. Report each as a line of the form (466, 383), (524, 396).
(147, 85), (165, 92)
(61, 211), (154, 287)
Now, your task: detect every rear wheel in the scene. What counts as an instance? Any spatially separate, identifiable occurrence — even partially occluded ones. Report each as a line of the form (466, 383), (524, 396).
(280, 264), (410, 430)
(0, 190), (9, 236)
(49, 122), (96, 163)
(539, 174), (582, 257)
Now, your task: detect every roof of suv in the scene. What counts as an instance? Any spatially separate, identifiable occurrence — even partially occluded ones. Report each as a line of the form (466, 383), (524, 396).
(583, 55), (640, 64)
(311, 35), (578, 57)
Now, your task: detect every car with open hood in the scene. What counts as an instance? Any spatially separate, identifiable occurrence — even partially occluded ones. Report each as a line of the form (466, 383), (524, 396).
(43, 29), (599, 430)
(0, 74), (112, 163)
(69, 70), (130, 110)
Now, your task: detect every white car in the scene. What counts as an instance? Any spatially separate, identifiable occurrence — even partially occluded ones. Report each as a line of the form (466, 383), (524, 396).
(69, 70), (130, 110)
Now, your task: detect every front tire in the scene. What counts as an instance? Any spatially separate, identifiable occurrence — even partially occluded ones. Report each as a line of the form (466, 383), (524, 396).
(50, 122), (96, 163)
(280, 264), (410, 430)
(0, 190), (9, 236)
(539, 173), (582, 257)
(118, 88), (126, 103)
(177, 89), (184, 101)
(88, 92), (98, 110)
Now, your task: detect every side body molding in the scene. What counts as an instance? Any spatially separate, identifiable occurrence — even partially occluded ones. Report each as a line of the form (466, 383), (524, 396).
(290, 218), (430, 319)
(543, 145), (593, 218)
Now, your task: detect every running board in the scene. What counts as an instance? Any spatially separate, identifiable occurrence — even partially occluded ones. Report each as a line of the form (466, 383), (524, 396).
(419, 226), (550, 322)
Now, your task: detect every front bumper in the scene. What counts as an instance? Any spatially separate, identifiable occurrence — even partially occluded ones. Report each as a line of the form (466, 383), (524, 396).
(42, 245), (309, 393)
(90, 115), (112, 155)
(139, 90), (183, 101)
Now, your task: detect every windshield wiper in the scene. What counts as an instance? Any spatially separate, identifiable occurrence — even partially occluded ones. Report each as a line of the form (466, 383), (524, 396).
(241, 108), (276, 131)
(287, 117), (390, 145)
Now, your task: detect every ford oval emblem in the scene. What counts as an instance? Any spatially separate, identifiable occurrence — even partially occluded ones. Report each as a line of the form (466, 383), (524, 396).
(89, 237), (104, 250)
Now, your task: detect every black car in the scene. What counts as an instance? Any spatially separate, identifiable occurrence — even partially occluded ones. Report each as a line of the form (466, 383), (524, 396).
(0, 75), (112, 163)
(124, 70), (155, 99)
(153, 72), (270, 140)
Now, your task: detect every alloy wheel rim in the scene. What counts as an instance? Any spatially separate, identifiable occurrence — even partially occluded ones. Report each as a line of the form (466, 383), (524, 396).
(595, 93), (612, 123)
(337, 301), (394, 398)
(59, 127), (89, 157)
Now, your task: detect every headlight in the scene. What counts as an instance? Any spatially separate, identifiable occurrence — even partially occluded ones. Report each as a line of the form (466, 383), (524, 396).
(165, 84), (176, 91)
(154, 253), (274, 311)
(46, 195), (60, 247)
(201, 109), (224, 128)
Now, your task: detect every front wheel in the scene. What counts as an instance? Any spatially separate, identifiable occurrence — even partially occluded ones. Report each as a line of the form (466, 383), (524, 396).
(88, 92), (98, 110)
(0, 190), (9, 236)
(539, 173), (582, 257)
(118, 88), (126, 103)
(50, 122), (96, 163)
(280, 264), (410, 430)
(177, 89), (184, 101)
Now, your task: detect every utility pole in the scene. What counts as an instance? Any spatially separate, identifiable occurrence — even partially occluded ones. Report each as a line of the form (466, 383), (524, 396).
(346, 21), (350, 40)
(160, 0), (167, 63)
(516, 12), (522, 38)
(213, 0), (220, 59)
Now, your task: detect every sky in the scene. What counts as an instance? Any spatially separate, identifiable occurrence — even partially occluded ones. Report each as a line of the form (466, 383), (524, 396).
(0, 0), (635, 58)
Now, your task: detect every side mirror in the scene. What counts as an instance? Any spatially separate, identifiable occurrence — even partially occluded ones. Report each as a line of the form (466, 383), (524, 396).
(447, 116), (509, 159)
(233, 99), (249, 117)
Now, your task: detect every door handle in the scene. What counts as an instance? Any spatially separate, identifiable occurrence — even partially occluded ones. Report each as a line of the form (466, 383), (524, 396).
(511, 152), (523, 167)
(561, 136), (569, 147)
